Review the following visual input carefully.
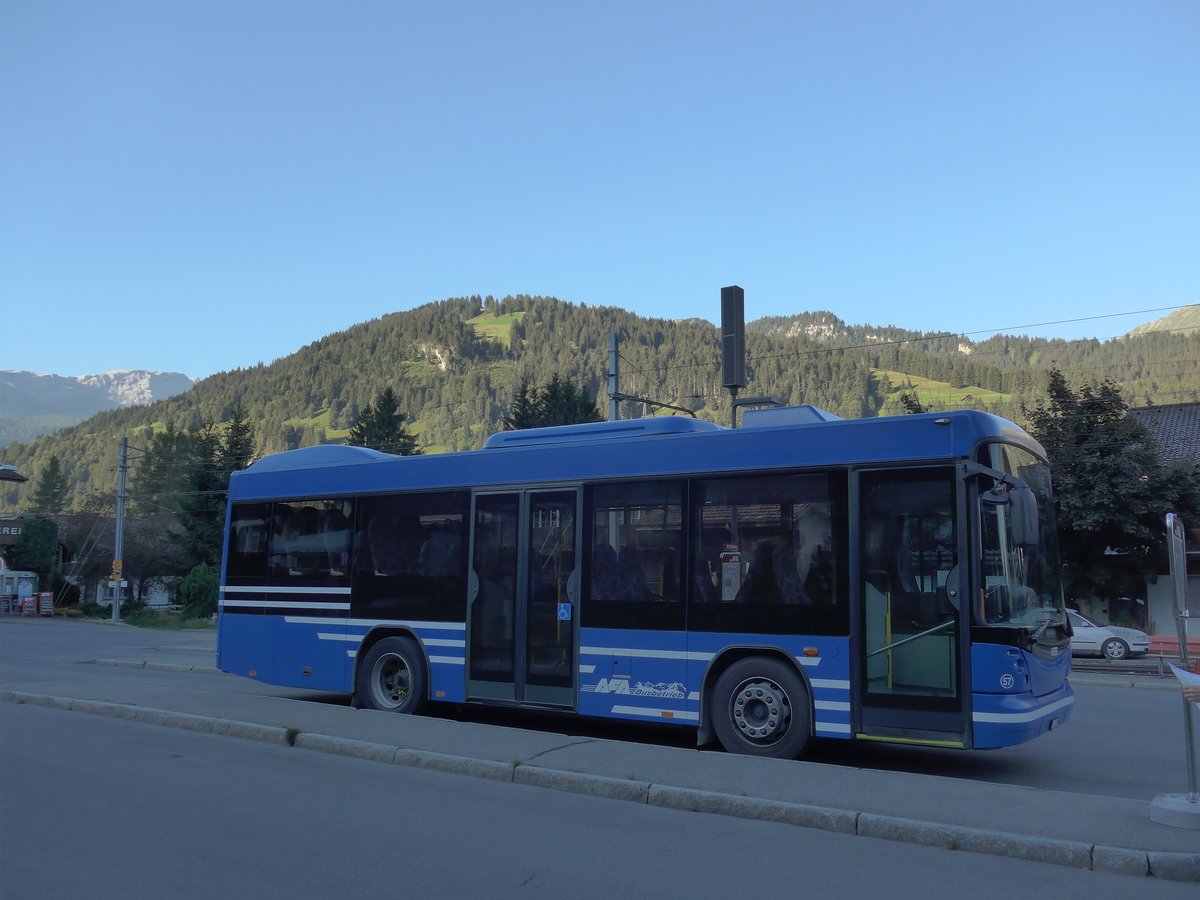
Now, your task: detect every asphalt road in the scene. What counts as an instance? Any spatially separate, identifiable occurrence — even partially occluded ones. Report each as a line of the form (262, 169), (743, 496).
(4, 701), (1198, 900)
(0, 618), (1193, 802)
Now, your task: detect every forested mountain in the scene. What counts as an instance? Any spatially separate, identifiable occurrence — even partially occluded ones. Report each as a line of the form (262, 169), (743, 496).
(1, 369), (195, 446)
(749, 305), (1200, 414)
(2, 296), (1197, 510)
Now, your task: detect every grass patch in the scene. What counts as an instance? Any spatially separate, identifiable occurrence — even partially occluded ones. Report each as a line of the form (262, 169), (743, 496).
(281, 408), (351, 444)
(466, 311), (525, 348)
(122, 610), (216, 630)
(875, 369), (1012, 409)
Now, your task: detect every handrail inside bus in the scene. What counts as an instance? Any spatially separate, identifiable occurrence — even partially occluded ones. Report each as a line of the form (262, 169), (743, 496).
(867, 619), (956, 657)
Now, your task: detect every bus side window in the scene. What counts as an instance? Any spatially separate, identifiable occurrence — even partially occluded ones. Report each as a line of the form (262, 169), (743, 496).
(323, 506), (351, 576)
(690, 472), (845, 636)
(366, 514), (404, 575)
(590, 542), (626, 602)
(353, 492), (469, 621)
(693, 531), (724, 603)
(269, 499), (353, 585)
(584, 481), (684, 630)
(418, 526), (460, 576)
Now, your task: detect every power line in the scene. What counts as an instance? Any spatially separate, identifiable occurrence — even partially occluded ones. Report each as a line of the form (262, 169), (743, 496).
(737, 321), (1198, 373)
(958, 305), (1192, 338)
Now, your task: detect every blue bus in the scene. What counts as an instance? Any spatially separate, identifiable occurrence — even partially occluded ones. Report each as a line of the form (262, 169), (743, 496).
(218, 405), (1073, 758)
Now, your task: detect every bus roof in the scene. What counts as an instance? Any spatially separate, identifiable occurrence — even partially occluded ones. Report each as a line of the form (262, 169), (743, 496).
(228, 406), (1041, 502)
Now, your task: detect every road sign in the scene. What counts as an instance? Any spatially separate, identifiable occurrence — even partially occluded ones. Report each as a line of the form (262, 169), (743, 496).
(1167, 513), (1187, 614)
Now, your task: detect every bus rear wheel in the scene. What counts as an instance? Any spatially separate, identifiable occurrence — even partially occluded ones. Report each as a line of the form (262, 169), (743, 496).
(357, 636), (428, 714)
(711, 657), (811, 759)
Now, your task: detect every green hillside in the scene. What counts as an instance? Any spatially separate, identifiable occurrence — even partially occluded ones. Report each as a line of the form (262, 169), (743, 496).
(3, 294), (1198, 511)
(876, 371), (1013, 412)
(0, 415), (82, 446)
(466, 309), (526, 348)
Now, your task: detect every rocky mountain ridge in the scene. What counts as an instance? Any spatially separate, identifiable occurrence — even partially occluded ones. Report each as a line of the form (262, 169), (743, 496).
(2, 369), (195, 417)
(0, 369), (195, 446)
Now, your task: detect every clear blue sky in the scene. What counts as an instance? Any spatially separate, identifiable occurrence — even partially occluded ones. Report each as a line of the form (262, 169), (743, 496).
(3, 1), (1197, 380)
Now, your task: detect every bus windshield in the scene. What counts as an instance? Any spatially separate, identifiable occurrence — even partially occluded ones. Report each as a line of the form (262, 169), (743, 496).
(977, 445), (1066, 631)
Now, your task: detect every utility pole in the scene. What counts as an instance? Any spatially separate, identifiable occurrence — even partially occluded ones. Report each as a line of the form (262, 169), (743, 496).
(111, 437), (128, 622)
(605, 330), (696, 420)
(608, 332), (620, 422)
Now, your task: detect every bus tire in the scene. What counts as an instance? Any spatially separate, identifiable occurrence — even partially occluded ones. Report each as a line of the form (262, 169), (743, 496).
(357, 636), (428, 715)
(711, 657), (811, 759)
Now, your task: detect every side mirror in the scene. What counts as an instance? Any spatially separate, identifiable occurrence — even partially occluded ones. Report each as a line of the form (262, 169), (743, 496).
(1010, 485), (1040, 548)
(981, 482), (1040, 548)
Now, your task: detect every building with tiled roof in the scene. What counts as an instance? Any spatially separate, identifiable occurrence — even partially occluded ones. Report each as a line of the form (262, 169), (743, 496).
(1125, 403), (1200, 635)
(1129, 402), (1200, 469)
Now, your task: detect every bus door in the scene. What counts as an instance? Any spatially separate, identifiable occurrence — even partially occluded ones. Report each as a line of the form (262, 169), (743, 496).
(467, 489), (579, 707)
(857, 467), (967, 746)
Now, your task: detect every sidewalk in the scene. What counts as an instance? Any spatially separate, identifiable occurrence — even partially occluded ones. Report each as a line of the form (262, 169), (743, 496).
(2, 622), (1198, 881)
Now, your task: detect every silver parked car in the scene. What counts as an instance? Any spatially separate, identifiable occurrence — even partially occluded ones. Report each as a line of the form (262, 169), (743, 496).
(1067, 610), (1150, 660)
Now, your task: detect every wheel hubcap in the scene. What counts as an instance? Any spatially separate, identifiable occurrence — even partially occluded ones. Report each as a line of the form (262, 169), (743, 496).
(373, 653), (410, 708)
(730, 677), (791, 743)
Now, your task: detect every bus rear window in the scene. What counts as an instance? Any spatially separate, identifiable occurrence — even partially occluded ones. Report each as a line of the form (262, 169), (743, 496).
(225, 503), (270, 583)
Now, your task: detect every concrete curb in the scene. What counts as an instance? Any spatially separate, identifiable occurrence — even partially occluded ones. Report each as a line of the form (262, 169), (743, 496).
(2, 690), (292, 746)
(3, 689), (1197, 883)
(1070, 674), (1177, 691)
(89, 659), (225, 676)
(647, 783), (858, 833)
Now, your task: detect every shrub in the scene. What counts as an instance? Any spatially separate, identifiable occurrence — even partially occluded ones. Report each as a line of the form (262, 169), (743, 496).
(179, 563), (219, 619)
(120, 595), (149, 617)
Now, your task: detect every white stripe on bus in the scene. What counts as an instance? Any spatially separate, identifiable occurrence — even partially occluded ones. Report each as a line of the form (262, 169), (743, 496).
(610, 705), (700, 722)
(972, 696), (1074, 724)
(282, 616), (465, 630)
(221, 585), (352, 595)
(809, 678), (850, 690)
(580, 646), (713, 661)
(223, 600), (350, 610)
(814, 700), (851, 712)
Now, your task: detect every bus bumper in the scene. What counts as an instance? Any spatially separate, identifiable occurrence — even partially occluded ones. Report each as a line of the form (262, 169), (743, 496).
(970, 681), (1074, 749)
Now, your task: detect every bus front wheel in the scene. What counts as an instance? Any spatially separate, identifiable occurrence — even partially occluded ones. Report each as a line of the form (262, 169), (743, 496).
(357, 636), (428, 714)
(711, 657), (811, 759)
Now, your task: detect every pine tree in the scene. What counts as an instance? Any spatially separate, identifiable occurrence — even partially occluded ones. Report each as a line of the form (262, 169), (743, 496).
(503, 380), (542, 430)
(29, 455), (70, 513)
(347, 387), (422, 455)
(540, 374), (603, 427)
(131, 412), (259, 569)
(1025, 368), (1200, 603)
(899, 390), (926, 415)
(221, 401), (258, 472)
(176, 424), (227, 568)
(503, 375), (602, 430)
(132, 425), (192, 517)
(3, 516), (58, 583)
